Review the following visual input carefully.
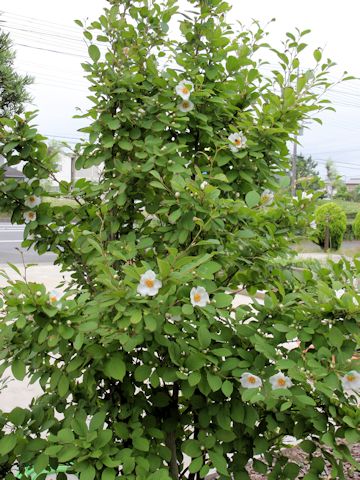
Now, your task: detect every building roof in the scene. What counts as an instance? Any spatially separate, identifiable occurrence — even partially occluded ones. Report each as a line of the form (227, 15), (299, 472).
(0, 155), (25, 178)
(2, 165), (26, 178)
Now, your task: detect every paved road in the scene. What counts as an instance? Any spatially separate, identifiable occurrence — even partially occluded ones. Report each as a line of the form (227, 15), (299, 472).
(0, 223), (56, 264)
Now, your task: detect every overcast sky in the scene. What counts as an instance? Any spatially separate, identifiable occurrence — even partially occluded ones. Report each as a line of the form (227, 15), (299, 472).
(1, 0), (359, 180)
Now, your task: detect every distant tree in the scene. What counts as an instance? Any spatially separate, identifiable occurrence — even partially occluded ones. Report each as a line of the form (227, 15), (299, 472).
(0, 30), (33, 116)
(46, 139), (63, 173)
(351, 185), (360, 202)
(296, 154), (321, 190)
(326, 159), (348, 199)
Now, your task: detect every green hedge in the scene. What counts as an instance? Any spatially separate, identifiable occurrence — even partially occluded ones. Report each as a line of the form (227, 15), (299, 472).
(353, 211), (360, 239)
(314, 202), (347, 250)
(317, 199), (360, 241)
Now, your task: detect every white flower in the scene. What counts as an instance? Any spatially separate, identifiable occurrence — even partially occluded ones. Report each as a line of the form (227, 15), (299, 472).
(310, 220), (317, 229)
(301, 192), (313, 201)
(200, 181), (208, 190)
(178, 99), (194, 112)
(240, 372), (262, 389)
(269, 372), (293, 390)
(190, 286), (210, 307)
(335, 289), (345, 299)
(260, 190), (274, 206)
(175, 80), (194, 100)
(49, 290), (62, 306)
(137, 270), (162, 297)
(282, 436), (301, 447)
(122, 46), (130, 56)
(24, 195), (41, 208)
(228, 132), (247, 152)
(353, 297), (359, 306)
(23, 211), (36, 223)
(341, 371), (360, 392)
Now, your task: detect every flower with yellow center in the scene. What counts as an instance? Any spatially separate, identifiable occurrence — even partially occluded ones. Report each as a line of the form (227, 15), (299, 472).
(25, 195), (41, 208)
(228, 132), (247, 152)
(137, 270), (162, 297)
(49, 290), (62, 307)
(341, 370), (360, 392)
(175, 80), (194, 100)
(23, 211), (37, 223)
(240, 372), (262, 389)
(269, 372), (293, 390)
(190, 286), (210, 307)
(178, 99), (194, 113)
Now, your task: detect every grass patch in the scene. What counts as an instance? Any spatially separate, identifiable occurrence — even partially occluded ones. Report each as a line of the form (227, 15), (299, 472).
(318, 199), (360, 217)
(43, 196), (78, 208)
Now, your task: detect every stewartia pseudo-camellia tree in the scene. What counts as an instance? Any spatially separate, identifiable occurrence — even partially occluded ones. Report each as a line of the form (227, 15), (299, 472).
(0, 0), (359, 479)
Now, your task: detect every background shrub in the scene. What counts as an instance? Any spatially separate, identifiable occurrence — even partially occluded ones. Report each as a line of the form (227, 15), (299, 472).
(315, 202), (347, 250)
(353, 210), (360, 239)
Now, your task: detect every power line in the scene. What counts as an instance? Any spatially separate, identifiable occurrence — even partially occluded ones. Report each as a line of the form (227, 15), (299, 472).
(14, 42), (86, 58)
(0, 10), (81, 34)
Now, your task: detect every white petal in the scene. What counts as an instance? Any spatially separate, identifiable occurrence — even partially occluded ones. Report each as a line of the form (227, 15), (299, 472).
(137, 284), (149, 296)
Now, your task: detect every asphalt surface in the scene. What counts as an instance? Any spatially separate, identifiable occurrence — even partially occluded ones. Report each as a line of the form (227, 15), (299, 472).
(0, 223), (56, 264)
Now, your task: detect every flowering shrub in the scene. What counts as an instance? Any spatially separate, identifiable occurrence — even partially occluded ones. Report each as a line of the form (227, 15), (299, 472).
(314, 202), (347, 250)
(0, 0), (359, 479)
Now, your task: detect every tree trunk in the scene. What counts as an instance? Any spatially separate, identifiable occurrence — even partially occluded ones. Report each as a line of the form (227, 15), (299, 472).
(166, 430), (179, 480)
(324, 221), (330, 251)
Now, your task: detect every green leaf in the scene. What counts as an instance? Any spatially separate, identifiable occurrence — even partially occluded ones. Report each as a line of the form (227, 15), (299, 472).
(209, 450), (228, 476)
(57, 445), (81, 462)
(119, 140), (133, 151)
(0, 434), (17, 455)
(80, 464), (96, 480)
(328, 326), (344, 348)
(88, 44), (101, 62)
(157, 258), (171, 278)
(245, 190), (260, 208)
(102, 469), (116, 480)
(226, 56), (240, 72)
(189, 456), (203, 474)
(207, 372), (222, 392)
(198, 325), (211, 348)
(145, 315), (158, 332)
(197, 261), (222, 278)
(58, 375), (70, 397)
(12, 359), (26, 381)
(104, 354), (126, 381)
(221, 380), (233, 397)
(33, 453), (49, 474)
(300, 440), (316, 453)
(133, 436), (150, 452)
(188, 371), (202, 387)
(182, 439), (202, 458)
(89, 411), (107, 431)
(313, 49), (322, 62)
(213, 293), (233, 308)
(134, 364), (152, 382)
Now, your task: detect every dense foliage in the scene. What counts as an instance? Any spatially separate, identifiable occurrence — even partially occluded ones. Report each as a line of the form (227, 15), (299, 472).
(295, 154), (321, 192)
(353, 210), (360, 240)
(0, 31), (32, 116)
(314, 202), (347, 250)
(0, 0), (359, 479)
